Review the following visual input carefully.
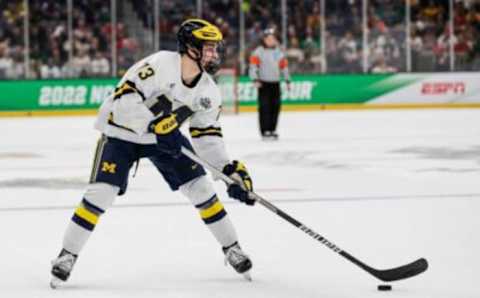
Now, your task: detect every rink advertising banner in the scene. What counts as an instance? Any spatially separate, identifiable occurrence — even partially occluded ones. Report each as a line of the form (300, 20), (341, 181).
(0, 73), (479, 116)
(0, 79), (116, 116)
(236, 72), (480, 111)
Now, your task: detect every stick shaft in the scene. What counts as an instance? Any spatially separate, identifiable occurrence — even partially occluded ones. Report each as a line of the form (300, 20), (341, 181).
(180, 147), (427, 282)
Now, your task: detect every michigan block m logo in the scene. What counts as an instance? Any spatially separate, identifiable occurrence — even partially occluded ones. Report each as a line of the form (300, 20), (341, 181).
(101, 162), (116, 174)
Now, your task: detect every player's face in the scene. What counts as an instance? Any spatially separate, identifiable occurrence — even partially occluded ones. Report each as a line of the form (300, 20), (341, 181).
(201, 42), (220, 64)
(201, 41), (223, 74)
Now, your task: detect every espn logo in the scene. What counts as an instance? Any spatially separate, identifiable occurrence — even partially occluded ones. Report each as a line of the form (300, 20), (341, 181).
(421, 82), (465, 95)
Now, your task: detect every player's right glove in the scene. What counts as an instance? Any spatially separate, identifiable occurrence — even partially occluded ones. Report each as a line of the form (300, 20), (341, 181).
(222, 161), (255, 206)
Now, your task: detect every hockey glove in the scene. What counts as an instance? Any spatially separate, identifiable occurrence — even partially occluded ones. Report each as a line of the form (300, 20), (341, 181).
(150, 113), (182, 158)
(222, 161), (255, 205)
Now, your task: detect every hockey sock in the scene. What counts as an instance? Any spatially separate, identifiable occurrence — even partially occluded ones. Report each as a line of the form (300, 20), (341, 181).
(195, 195), (238, 247)
(62, 183), (118, 255)
(63, 198), (105, 254)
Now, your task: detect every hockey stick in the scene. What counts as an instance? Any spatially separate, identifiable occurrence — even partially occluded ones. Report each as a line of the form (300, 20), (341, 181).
(181, 147), (428, 282)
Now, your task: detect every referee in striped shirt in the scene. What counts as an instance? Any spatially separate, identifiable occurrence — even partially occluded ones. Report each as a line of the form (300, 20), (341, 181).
(249, 28), (290, 140)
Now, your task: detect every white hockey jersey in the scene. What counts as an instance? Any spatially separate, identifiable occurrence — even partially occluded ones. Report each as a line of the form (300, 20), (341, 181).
(94, 51), (230, 171)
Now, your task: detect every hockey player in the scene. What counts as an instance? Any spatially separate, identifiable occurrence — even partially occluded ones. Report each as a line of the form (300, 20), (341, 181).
(50, 19), (255, 288)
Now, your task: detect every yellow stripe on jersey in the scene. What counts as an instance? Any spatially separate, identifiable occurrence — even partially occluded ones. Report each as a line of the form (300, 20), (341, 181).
(189, 126), (222, 138)
(113, 81), (145, 101)
(190, 128), (221, 137)
(74, 206), (99, 225)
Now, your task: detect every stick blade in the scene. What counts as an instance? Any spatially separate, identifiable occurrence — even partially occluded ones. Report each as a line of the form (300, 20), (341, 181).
(373, 258), (428, 282)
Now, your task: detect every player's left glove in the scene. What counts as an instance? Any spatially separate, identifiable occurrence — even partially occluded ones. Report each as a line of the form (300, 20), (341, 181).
(222, 161), (255, 205)
(150, 113), (182, 158)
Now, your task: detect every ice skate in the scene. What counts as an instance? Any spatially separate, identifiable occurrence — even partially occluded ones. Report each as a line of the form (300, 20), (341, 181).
(223, 242), (252, 281)
(270, 131), (279, 140)
(262, 131), (278, 141)
(261, 131), (273, 141)
(50, 249), (77, 289)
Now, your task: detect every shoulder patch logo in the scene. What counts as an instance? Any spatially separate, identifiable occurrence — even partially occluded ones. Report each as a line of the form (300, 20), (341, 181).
(199, 97), (212, 109)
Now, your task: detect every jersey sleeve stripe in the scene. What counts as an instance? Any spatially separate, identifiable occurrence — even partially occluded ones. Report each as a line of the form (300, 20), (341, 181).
(189, 126), (223, 138)
(107, 113), (136, 133)
(113, 80), (146, 101)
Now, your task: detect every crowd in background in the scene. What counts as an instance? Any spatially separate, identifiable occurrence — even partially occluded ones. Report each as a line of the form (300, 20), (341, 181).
(1, 0), (479, 79)
(0, 0), (139, 79)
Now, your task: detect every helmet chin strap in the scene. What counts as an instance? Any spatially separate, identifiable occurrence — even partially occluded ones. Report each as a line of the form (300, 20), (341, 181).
(186, 45), (220, 75)
(186, 47), (204, 73)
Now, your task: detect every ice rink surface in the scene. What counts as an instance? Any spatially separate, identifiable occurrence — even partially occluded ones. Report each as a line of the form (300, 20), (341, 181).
(1, 109), (479, 298)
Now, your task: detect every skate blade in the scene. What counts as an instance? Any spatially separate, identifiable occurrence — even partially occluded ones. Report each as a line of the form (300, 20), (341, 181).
(50, 277), (63, 289)
(243, 271), (252, 282)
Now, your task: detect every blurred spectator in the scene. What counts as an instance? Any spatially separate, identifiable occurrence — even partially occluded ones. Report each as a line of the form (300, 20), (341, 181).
(40, 58), (62, 79)
(371, 55), (397, 73)
(337, 31), (360, 73)
(91, 52), (110, 77)
(7, 48), (25, 79)
(435, 25), (456, 71)
(0, 47), (13, 79)
(455, 30), (474, 70)
(71, 49), (91, 78)
(301, 28), (323, 73)
(370, 33), (401, 70)
(422, 0), (443, 22)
